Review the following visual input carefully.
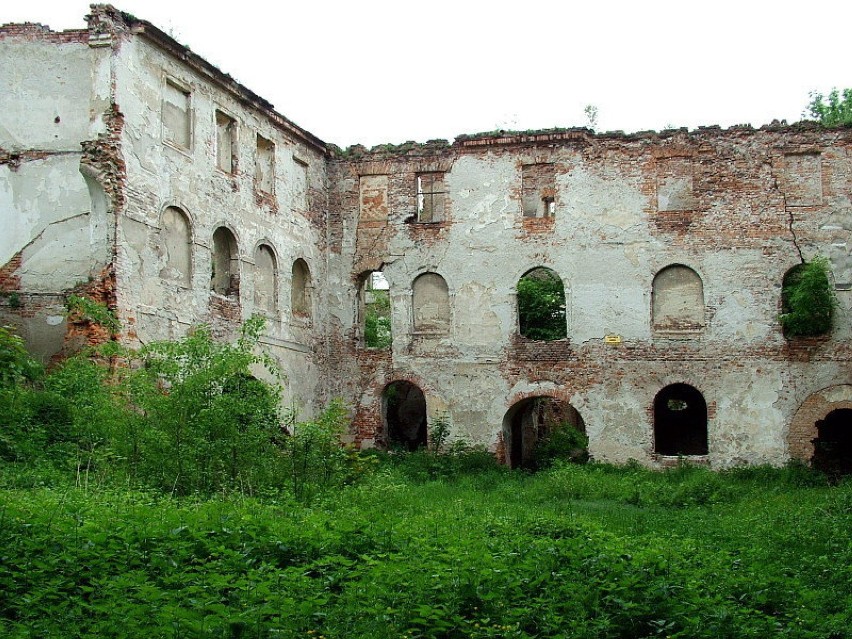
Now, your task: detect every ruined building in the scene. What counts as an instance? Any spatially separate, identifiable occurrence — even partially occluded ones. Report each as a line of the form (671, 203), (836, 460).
(2, 6), (851, 470)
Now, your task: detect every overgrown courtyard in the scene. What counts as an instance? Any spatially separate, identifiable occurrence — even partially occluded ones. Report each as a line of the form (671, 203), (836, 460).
(2, 461), (851, 638)
(1, 321), (851, 638)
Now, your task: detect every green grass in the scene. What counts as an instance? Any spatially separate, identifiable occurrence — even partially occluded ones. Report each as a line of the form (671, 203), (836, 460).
(1, 460), (851, 638)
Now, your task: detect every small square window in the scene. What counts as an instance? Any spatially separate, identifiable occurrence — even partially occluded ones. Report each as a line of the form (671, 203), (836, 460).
(416, 172), (446, 223)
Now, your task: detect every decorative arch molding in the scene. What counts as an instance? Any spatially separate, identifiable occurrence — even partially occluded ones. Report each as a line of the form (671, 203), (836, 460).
(158, 202), (197, 230)
(208, 221), (244, 258)
(504, 380), (573, 411)
(251, 238), (279, 260)
(788, 384), (852, 462)
(409, 265), (453, 292)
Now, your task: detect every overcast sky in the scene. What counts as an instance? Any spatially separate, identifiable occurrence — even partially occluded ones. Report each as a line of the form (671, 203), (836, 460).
(3, 1), (850, 148)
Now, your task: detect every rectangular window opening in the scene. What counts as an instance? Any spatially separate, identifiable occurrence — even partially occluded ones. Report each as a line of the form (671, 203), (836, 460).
(294, 156), (309, 209)
(163, 79), (191, 149)
(522, 164), (556, 218)
(256, 134), (275, 194)
(215, 110), (237, 173)
(416, 172), (446, 223)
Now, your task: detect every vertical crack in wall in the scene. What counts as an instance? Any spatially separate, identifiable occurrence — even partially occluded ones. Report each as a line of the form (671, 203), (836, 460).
(769, 160), (805, 263)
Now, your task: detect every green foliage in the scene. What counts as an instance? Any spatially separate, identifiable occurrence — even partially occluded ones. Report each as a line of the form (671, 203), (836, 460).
(780, 257), (836, 337)
(65, 294), (120, 334)
(1, 464), (850, 638)
(517, 269), (567, 341)
(379, 442), (505, 483)
(806, 87), (852, 127)
(364, 288), (392, 348)
(1, 291), (22, 309)
(113, 317), (285, 494)
(532, 421), (589, 470)
(429, 411), (451, 453)
(281, 399), (352, 502)
(0, 317), (365, 501)
(0, 325), (42, 388)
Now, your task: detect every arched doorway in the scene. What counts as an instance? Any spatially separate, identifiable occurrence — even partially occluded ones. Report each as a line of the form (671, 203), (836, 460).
(383, 381), (427, 450)
(653, 384), (708, 456)
(812, 408), (852, 476)
(502, 397), (585, 469)
(788, 385), (852, 468)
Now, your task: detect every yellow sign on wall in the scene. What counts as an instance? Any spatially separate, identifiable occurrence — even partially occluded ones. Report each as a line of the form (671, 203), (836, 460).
(604, 334), (622, 345)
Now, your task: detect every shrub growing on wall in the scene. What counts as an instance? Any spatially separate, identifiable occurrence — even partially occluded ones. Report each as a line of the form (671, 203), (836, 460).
(517, 268), (567, 341)
(780, 257), (835, 337)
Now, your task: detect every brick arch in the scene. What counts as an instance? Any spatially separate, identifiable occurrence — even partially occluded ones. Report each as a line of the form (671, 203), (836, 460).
(501, 388), (585, 468)
(788, 385), (852, 462)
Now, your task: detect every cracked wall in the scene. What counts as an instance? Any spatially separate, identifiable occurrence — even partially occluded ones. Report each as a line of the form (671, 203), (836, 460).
(0, 24), (115, 361)
(1, 10), (330, 415)
(328, 127), (852, 467)
(3, 7), (852, 468)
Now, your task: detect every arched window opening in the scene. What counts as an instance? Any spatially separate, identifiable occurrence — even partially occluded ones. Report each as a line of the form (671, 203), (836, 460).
(502, 397), (586, 470)
(291, 259), (312, 317)
(653, 384), (708, 456)
(160, 206), (192, 286)
(781, 260), (834, 338)
(812, 409), (852, 477)
(253, 244), (277, 314)
(360, 270), (391, 348)
(383, 381), (427, 451)
(412, 272), (450, 334)
(211, 227), (239, 297)
(517, 267), (566, 341)
(652, 265), (704, 331)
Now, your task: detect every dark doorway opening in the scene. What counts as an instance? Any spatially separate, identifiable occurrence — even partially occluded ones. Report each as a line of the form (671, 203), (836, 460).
(654, 384), (708, 456)
(812, 408), (852, 477)
(504, 397), (585, 469)
(383, 381), (427, 451)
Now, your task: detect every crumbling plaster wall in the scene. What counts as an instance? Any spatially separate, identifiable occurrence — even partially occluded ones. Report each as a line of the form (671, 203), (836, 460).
(0, 25), (115, 362)
(328, 127), (852, 466)
(109, 29), (329, 412)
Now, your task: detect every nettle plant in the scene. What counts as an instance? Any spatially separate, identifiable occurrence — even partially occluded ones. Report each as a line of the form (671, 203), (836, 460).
(780, 257), (836, 338)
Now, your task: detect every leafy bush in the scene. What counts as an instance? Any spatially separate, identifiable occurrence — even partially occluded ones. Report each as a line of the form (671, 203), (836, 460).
(780, 258), (836, 337)
(0, 316), (367, 501)
(517, 268), (566, 340)
(386, 442), (505, 483)
(281, 399), (352, 502)
(0, 325), (42, 388)
(532, 421), (589, 469)
(124, 317), (284, 494)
